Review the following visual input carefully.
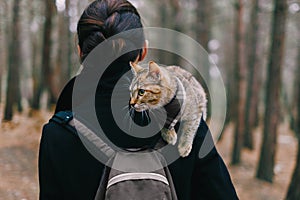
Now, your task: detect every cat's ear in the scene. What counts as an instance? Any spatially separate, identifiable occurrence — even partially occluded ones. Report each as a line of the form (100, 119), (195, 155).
(148, 61), (161, 79)
(130, 61), (143, 76)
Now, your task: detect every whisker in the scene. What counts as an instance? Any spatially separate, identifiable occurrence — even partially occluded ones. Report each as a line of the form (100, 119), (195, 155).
(122, 109), (131, 126)
(123, 75), (132, 83)
(151, 108), (165, 116)
(122, 83), (131, 87)
(141, 110), (145, 122)
(129, 108), (135, 118)
(149, 110), (164, 128)
(125, 108), (135, 131)
(122, 105), (130, 111)
(144, 111), (151, 123)
(117, 84), (131, 90)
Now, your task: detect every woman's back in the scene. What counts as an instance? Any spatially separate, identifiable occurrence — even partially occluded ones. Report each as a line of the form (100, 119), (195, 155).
(39, 0), (238, 199)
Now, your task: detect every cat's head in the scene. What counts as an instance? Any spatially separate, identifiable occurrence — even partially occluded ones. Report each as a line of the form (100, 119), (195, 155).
(129, 61), (173, 112)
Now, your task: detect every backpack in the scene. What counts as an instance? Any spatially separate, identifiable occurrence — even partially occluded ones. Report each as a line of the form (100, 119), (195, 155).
(50, 111), (178, 200)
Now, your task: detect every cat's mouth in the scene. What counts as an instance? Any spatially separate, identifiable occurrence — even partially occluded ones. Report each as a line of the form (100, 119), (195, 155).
(133, 107), (146, 112)
(134, 108), (144, 112)
(132, 104), (148, 112)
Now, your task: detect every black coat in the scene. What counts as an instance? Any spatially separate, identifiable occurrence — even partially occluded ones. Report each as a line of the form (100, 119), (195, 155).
(38, 63), (238, 200)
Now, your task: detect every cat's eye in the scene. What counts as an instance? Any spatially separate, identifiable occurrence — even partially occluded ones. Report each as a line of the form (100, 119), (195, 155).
(138, 89), (145, 96)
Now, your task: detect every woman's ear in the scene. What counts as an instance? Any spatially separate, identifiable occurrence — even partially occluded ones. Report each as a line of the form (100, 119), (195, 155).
(130, 61), (143, 75)
(138, 40), (148, 61)
(77, 44), (83, 58)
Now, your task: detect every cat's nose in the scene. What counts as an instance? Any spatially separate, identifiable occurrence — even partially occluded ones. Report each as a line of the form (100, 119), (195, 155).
(130, 102), (135, 108)
(130, 99), (136, 107)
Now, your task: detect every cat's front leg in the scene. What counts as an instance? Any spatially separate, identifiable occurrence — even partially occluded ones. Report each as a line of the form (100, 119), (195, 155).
(178, 119), (200, 157)
(161, 128), (177, 145)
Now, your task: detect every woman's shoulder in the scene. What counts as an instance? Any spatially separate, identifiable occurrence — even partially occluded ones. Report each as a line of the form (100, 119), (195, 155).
(193, 119), (210, 146)
(41, 118), (104, 166)
(55, 76), (76, 113)
(41, 119), (81, 152)
(191, 119), (220, 162)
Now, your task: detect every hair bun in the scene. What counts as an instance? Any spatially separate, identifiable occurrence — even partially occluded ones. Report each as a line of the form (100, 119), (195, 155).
(77, 0), (144, 63)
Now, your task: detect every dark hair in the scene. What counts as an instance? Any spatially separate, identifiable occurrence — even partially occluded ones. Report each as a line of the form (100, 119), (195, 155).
(77, 0), (145, 63)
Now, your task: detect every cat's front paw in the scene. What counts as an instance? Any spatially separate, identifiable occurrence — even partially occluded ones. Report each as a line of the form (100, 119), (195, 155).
(161, 128), (177, 145)
(178, 142), (192, 157)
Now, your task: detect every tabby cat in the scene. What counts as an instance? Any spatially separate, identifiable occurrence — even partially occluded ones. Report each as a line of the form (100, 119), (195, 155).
(129, 61), (207, 157)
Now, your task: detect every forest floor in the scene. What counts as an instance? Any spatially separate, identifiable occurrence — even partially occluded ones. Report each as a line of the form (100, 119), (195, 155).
(0, 110), (297, 200)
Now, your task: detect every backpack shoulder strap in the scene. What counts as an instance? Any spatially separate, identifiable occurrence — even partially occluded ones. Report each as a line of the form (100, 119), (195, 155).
(164, 166), (178, 200)
(50, 111), (77, 135)
(50, 111), (116, 162)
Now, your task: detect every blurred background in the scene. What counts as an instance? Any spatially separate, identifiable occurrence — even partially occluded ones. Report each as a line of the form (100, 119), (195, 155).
(0, 0), (299, 199)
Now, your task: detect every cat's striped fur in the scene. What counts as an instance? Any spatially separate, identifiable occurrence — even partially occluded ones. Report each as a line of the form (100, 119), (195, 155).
(129, 61), (207, 157)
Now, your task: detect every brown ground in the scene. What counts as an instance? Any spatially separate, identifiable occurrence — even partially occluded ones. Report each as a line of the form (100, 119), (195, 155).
(0, 110), (297, 200)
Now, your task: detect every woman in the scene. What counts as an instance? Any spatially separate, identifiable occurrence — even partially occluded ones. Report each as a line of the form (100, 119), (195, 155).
(39, 0), (238, 199)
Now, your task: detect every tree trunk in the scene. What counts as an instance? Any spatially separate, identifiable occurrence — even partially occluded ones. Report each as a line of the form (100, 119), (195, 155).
(4, 0), (21, 121)
(224, 2), (241, 127)
(155, 0), (183, 66)
(231, 0), (247, 165)
(196, 0), (211, 51)
(32, 0), (56, 109)
(0, 33), (3, 103)
(244, 0), (260, 150)
(196, 0), (212, 118)
(55, 0), (71, 93)
(290, 22), (300, 132)
(157, 0), (170, 65)
(0, 61), (1, 104)
(31, 30), (40, 108)
(256, 0), (287, 182)
(0, 2), (5, 103)
(170, 0), (183, 66)
(65, 0), (72, 79)
(220, 3), (237, 140)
